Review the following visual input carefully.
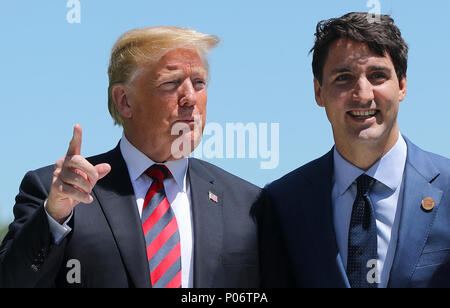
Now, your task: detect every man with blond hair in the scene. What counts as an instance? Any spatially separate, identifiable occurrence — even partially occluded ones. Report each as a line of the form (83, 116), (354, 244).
(0, 27), (261, 288)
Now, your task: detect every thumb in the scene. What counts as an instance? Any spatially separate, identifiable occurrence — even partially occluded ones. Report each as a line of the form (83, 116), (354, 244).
(95, 163), (112, 180)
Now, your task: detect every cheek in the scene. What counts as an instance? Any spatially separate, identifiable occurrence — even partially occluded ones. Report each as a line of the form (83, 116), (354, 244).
(198, 92), (207, 108)
(328, 84), (351, 100)
(325, 88), (349, 110)
(374, 93), (399, 115)
(151, 94), (178, 116)
(374, 83), (401, 106)
(323, 92), (347, 119)
(325, 107), (341, 126)
(194, 92), (208, 121)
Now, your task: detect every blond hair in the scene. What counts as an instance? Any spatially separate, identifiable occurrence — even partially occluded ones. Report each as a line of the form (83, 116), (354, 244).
(107, 26), (220, 126)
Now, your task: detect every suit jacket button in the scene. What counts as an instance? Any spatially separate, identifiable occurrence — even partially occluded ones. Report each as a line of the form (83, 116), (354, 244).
(31, 264), (39, 272)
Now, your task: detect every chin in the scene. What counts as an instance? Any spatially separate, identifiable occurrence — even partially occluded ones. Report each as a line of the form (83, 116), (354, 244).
(355, 126), (392, 143)
(170, 132), (202, 159)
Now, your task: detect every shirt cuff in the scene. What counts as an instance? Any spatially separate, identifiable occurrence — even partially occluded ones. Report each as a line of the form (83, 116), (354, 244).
(44, 199), (73, 245)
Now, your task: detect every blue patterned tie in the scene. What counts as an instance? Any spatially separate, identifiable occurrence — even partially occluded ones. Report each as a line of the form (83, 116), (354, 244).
(347, 174), (378, 288)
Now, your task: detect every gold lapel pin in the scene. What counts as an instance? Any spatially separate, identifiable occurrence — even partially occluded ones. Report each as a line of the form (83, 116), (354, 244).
(421, 197), (435, 211)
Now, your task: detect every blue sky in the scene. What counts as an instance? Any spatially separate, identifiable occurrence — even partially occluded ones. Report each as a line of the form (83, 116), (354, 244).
(1, 0), (449, 224)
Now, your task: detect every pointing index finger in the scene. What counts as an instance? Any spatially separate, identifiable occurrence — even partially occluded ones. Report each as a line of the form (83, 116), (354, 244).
(67, 124), (82, 156)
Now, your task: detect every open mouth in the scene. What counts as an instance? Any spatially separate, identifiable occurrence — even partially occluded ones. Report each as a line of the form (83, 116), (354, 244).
(347, 110), (379, 119)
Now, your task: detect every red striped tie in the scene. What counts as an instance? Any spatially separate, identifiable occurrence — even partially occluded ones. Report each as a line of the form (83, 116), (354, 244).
(142, 164), (181, 288)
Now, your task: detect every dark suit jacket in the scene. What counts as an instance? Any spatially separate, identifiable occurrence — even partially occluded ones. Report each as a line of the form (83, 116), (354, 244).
(0, 144), (261, 288)
(255, 137), (450, 288)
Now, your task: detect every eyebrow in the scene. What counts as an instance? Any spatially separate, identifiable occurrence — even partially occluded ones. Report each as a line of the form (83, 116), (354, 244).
(368, 65), (391, 72)
(190, 67), (208, 76)
(155, 67), (207, 83)
(330, 67), (352, 75)
(330, 65), (391, 75)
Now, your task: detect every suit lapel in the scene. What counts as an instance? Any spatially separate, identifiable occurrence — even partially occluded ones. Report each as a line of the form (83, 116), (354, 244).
(306, 150), (348, 287)
(277, 150), (347, 287)
(188, 159), (224, 288)
(388, 138), (443, 288)
(90, 145), (150, 288)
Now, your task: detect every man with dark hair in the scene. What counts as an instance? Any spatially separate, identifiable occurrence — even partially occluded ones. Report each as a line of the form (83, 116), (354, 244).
(255, 12), (450, 288)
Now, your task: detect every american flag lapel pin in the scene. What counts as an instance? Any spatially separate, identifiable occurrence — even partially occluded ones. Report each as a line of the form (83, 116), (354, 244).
(209, 191), (218, 203)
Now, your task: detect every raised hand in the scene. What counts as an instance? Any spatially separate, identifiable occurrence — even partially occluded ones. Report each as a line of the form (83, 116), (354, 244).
(46, 124), (111, 224)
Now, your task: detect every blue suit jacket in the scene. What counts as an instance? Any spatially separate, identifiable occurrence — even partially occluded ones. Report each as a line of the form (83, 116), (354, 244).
(255, 137), (450, 288)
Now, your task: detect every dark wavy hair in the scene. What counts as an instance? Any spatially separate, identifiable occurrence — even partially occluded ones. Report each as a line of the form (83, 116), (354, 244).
(310, 12), (408, 85)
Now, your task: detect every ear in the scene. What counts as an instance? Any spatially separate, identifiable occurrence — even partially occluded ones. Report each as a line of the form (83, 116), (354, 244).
(314, 78), (325, 107)
(398, 77), (407, 102)
(112, 84), (132, 119)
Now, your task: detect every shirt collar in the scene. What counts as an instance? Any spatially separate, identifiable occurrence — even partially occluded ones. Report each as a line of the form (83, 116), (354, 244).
(333, 134), (407, 195)
(119, 134), (188, 192)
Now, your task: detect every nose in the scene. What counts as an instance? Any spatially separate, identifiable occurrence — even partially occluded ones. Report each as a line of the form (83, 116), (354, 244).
(178, 79), (197, 107)
(353, 77), (375, 104)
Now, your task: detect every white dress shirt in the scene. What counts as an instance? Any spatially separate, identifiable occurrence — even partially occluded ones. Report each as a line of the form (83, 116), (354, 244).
(331, 134), (407, 287)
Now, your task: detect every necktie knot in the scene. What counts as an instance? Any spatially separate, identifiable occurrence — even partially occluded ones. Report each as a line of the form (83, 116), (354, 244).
(145, 164), (172, 182)
(356, 174), (375, 196)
